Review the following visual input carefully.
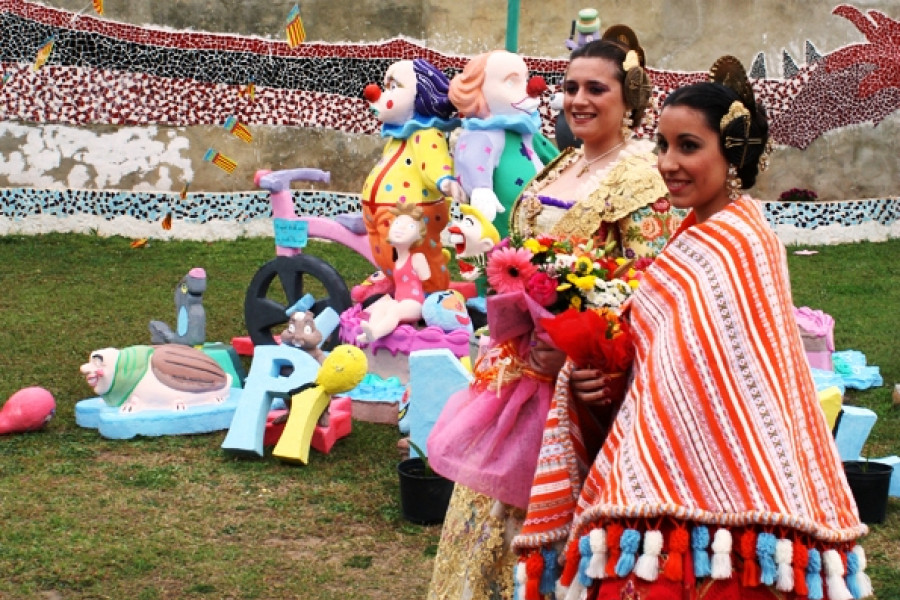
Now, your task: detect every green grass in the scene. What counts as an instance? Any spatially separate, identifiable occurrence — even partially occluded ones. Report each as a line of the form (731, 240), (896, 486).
(0, 233), (898, 599)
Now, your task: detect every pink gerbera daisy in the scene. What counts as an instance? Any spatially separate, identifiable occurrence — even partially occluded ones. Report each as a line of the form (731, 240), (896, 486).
(486, 246), (536, 294)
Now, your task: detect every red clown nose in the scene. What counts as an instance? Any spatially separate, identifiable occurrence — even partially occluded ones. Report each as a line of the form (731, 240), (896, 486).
(526, 76), (548, 97)
(363, 83), (382, 102)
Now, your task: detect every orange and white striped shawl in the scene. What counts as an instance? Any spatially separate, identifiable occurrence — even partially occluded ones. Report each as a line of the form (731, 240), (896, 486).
(515, 196), (866, 556)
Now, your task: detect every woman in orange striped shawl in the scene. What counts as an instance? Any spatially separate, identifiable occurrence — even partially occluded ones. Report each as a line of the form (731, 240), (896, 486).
(512, 58), (871, 600)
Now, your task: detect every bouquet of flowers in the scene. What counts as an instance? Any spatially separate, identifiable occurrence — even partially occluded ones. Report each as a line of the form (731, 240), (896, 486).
(484, 234), (650, 370)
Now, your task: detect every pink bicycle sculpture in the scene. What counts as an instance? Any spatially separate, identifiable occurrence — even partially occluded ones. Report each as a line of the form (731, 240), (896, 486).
(244, 168), (377, 348)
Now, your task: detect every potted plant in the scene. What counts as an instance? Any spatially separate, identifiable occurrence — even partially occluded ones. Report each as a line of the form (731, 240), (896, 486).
(778, 187), (819, 202)
(397, 440), (455, 525)
(843, 453), (894, 525)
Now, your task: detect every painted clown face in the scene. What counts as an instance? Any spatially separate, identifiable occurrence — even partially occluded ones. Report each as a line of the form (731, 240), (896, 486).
(368, 60), (417, 125)
(80, 348), (120, 395)
(482, 51), (541, 117)
(446, 207), (498, 259)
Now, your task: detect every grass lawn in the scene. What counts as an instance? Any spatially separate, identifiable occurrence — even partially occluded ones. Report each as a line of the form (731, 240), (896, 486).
(0, 233), (898, 599)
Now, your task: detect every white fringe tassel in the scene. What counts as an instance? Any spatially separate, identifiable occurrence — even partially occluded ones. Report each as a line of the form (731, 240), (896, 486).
(775, 538), (794, 592)
(710, 528), (733, 580)
(823, 549), (853, 600)
(634, 530), (663, 581)
(585, 528), (607, 579)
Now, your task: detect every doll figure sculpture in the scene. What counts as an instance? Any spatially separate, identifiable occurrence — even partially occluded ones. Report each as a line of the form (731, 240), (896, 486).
(357, 203), (431, 343)
(449, 50), (559, 238)
(357, 58), (461, 303)
(565, 7), (601, 51)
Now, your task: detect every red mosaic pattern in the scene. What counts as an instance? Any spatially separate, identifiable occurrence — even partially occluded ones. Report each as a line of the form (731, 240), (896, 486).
(0, 62), (381, 133)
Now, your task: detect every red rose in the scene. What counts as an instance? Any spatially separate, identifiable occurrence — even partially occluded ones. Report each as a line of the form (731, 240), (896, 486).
(525, 271), (558, 307)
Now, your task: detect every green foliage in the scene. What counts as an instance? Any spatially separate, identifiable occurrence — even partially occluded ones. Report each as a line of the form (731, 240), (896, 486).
(0, 233), (897, 598)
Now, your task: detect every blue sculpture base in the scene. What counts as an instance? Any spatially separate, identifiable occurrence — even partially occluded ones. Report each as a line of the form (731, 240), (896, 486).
(75, 389), (242, 440)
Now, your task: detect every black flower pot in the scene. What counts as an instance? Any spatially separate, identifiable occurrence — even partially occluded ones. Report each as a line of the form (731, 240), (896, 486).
(843, 461), (894, 525)
(397, 457), (454, 525)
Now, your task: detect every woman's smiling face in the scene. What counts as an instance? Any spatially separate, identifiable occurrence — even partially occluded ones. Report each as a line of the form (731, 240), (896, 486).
(656, 104), (731, 223)
(561, 56), (626, 149)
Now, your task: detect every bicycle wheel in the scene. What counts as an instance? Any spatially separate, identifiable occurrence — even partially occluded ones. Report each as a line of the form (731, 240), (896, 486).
(244, 255), (352, 349)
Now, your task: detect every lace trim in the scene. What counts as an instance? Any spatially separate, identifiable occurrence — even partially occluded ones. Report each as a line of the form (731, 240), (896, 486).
(509, 140), (667, 240)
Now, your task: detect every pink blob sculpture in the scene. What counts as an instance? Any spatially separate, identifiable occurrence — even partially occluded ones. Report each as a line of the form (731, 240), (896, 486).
(0, 386), (56, 434)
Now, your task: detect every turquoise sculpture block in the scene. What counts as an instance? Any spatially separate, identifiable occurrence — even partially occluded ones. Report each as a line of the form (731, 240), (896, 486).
(834, 404), (878, 461)
(407, 348), (472, 459)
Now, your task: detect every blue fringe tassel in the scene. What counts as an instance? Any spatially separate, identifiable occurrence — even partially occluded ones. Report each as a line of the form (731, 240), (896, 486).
(540, 547), (560, 596)
(691, 525), (711, 578)
(845, 549), (861, 599)
(756, 532), (777, 586)
(615, 529), (641, 577)
(577, 534), (594, 587)
(806, 548), (823, 600)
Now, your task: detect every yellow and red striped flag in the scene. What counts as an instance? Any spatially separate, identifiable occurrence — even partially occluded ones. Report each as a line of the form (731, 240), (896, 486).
(33, 37), (55, 71)
(223, 115), (253, 143)
(203, 148), (237, 174)
(93, 0), (104, 15)
(239, 80), (256, 101)
(285, 5), (306, 47)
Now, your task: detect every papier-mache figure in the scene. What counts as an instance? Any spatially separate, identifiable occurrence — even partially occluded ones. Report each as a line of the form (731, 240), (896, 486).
(80, 345), (231, 412)
(357, 203), (431, 343)
(280, 296), (326, 365)
(148, 267), (207, 346)
(444, 203), (499, 296)
(356, 58), (461, 303)
(565, 7), (601, 51)
(449, 50), (559, 239)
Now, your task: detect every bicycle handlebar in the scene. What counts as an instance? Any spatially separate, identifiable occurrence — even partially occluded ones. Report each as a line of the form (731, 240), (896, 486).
(255, 168), (331, 193)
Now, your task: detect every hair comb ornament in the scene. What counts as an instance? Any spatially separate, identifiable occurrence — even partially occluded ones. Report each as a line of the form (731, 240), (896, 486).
(602, 24), (646, 66)
(602, 25), (652, 111)
(708, 55), (755, 112)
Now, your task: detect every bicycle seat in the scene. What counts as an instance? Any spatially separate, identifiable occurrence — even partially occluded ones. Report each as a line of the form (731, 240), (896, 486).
(334, 212), (366, 235)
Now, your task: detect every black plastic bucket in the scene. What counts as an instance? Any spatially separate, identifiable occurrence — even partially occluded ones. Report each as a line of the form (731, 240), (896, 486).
(843, 461), (894, 525)
(397, 457), (454, 525)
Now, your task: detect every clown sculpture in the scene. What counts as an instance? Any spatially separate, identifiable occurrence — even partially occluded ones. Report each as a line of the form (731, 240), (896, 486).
(356, 59), (461, 303)
(449, 50), (559, 239)
(444, 204), (499, 297)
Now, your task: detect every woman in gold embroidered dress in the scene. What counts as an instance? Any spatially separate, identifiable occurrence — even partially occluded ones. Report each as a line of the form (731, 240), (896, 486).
(427, 28), (681, 600)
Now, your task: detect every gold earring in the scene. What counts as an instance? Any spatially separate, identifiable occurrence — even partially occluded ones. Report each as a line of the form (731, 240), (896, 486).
(621, 113), (633, 140)
(726, 164), (742, 201)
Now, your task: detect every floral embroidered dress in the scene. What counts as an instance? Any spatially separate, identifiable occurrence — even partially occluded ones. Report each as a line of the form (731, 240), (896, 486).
(427, 137), (677, 600)
(510, 140), (678, 258)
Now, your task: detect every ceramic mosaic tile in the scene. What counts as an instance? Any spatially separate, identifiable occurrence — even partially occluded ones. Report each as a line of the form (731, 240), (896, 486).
(2, 1), (899, 147)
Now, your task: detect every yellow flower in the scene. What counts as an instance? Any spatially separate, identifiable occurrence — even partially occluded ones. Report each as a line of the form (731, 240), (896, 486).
(615, 257), (628, 266)
(557, 282), (572, 292)
(574, 255), (594, 275)
(628, 279), (640, 290)
(523, 238), (547, 253)
(570, 295), (582, 310)
(567, 273), (596, 290)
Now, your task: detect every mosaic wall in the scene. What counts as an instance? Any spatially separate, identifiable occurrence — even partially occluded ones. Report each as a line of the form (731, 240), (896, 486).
(3, 1), (899, 144)
(2, 186), (897, 247)
(1, 0), (899, 242)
